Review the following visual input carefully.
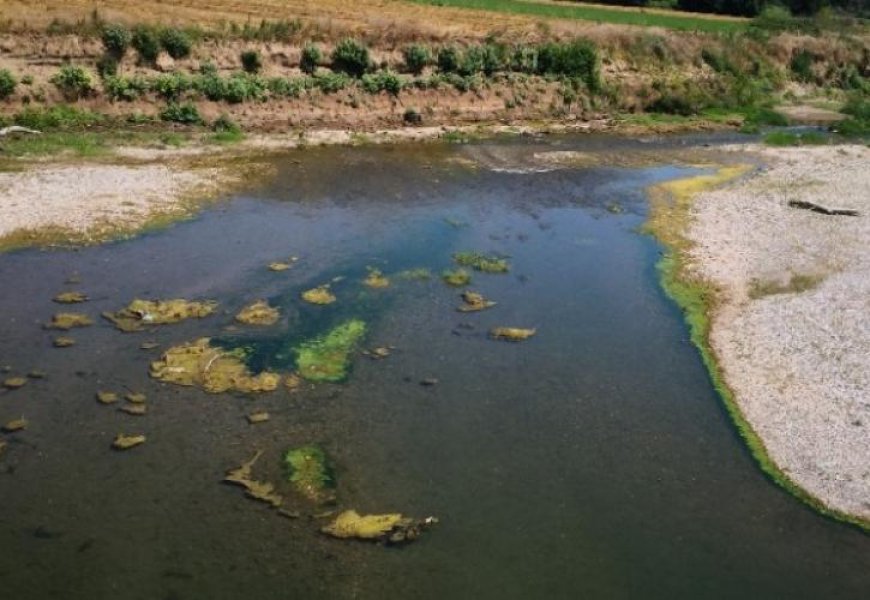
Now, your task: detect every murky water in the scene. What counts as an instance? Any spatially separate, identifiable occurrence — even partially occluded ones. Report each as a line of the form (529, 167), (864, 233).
(0, 134), (868, 600)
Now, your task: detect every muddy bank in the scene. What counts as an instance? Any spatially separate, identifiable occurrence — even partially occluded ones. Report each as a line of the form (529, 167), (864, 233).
(685, 144), (870, 523)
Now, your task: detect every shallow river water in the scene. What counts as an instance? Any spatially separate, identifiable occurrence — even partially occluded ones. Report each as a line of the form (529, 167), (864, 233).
(0, 134), (868, 599)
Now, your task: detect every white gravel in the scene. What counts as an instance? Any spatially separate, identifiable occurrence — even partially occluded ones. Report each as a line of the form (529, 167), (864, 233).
(688, 144), (870, 520)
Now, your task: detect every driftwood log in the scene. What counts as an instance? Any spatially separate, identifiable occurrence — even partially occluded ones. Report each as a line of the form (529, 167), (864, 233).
(788, 200), (859, 217)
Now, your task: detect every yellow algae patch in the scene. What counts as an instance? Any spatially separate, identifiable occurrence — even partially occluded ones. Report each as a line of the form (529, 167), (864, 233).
(235, 300), (280, 326)
(363, 268), (390, 289)
(321, 510), (437, 544)
(53, 336), (75, 347)
(53, 291), (88, 304)
(490, 327), (536, 341)
(149, 338), (281, 394)
(45, 313), (93, 330)
(457, 291), (496, 312)
(301, 285), (336, 305)
(2, 418), (27, 432)
(96, 391), (119, 405)
(3, 377), (27, 390)
(442, 268), (471, 287)
(246, 411), (270, 424)
(103, 299), (218, 332)
(112, 434), (146, 450)
(224, 451), (284, 508)
(269, 257), (299, 271)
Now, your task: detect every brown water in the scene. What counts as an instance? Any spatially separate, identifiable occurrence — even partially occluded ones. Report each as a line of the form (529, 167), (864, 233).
(0, 135), (868, 599)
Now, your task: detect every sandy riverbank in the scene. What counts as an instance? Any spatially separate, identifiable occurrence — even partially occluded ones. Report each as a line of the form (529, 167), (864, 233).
(686, 144), (869, 523)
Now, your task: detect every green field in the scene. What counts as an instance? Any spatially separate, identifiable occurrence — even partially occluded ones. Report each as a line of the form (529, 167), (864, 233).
(409, 0), (747, 33)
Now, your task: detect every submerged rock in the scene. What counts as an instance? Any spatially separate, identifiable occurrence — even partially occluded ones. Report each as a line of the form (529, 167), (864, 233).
(96, 391), (119, 405)
(112, 434), (146, 450)
(321, 510), (437, 544)
(442, 269), (471, 287)
(453, 251), (510, 273)
(457, 291), (496, 312)
(53, 336), (76, 348)
(53, 291), (88, 304)
(363, 268), (390, 289)
(119, 404), (147, 416)
(246, 411), (270, 424)
(125, 392), (147, 404)
(45, 313), (93, 330)
(301, 285), (336, 306)
(284, 445), (335, 504)
(490, 327), (536, 342)
(235, 300), (280, 326)
(269, 257), (299, 272)
(149, 338), (281, 394)
(295, 320), (367, 382)
(103, 299), (218, 332)
(2, 418), (27, 433)
(3, 377), (27, 390)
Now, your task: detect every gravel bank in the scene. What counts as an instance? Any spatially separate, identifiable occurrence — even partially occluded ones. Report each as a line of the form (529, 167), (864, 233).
(688, 144), (869, 521)
(0, 164), (222, 246)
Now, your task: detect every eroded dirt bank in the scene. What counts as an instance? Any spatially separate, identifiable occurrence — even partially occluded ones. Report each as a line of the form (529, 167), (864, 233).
(686, 144), (870, 522)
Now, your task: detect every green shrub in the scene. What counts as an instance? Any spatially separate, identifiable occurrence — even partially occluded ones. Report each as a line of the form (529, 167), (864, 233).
(223, 73), (266, 103)
(790, 50), (815, 83)
(103, 75), (149, 101)
(701, 48), (737, 76)
(437, 46), (460, 73)
(132, 26), (160, 65)
(458, 46), (485, 76)
(160, 102), (203, 125)
(160, 28), (192, 60)
(312, 71), (351, 93)
(300, 44), (321, 75)
(20, 75), (33, 86)
(0, 69), (16, 99)
(763, 131), (828, 146)
(101, 24), (131, 59)
(402, 45), (430, 75)
(834, 95), (870, 138)
(267, 76), (309, 98)
(481, 43), (507, 76)
(538, 40), (600, 92)
(212, 113), (241, 133)
(743, 106), (789, 128)
(241, 50), (263, 74)
(511, 46), (538, 74)
(331, 39), (370, 78)
(151, 72), (192, 100)
(361, 70), (404, 96)
(50, 65), (93, 101)
(96, 54), (119, 79)
(403, 107), (422, 124)
(195, 74), (227, 101)
(199, 61), (218, 76)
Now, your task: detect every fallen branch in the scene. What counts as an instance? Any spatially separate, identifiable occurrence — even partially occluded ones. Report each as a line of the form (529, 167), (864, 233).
(788, 200), (859, 217)
(0, 126), (42, 137)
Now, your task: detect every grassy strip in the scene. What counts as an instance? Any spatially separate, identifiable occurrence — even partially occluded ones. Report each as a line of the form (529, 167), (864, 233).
(409, 0), (746, 33)
(646, 167), (870, 533)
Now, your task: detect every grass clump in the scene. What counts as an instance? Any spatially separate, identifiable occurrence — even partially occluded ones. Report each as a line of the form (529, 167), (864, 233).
(762, 131), (828, 146)
(453, 251), (510, 273)
(0, 69), (16, 99)
(101, 24), (131, 59)
(403, 44), (431, 75)
(748, 273), (823, 299)
(331, 39), (370, 78)
(834, 95), (870, 138)
(240, 49), (263, 74)
(361, 70), (404, 96)
(160, 102), (203, 125)
(51, 65), (93, 101)
(294, 319), (367, 382)
(210, 114), (244, 143)
(13, 105), (105, 129)
(300, 44), (321, 75)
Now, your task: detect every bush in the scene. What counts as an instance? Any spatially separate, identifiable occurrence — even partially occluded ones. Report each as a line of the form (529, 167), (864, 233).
(132, 26), (160, 65)
(701, 48), (737, 76)
(437, 46), (460, 73)
(331, 39), (370, 78)
(160, 102), (203, 125)
(160, 28), (192, 60)
(538, 40), (600, 92)
(151, 72), (192, 100)
(790, 49), (815, 83)
(402, 45), (430, 75)
(481, 43), (507, 76)
(199, 61), (218, 76)
(240, 50), (263, 74)
(511, 46), (538, 74)
(458, 46), (485, 76)
(195, 74), (227, 101)
(212, 113), (241, 133)
(361, 70), (404, 96)
(403, 107), (422, 124)
(101, 24), (131, 59)
(223, 73), (266, 103)
(267, 77), (309, 98)
(0, 69), (17, 99)
(103, 75), (149, 101)
(300, 44), (321, 75)
(96, 54), (119, 79)
(312, 71), (351, 94)
(50, 65), (93, 101)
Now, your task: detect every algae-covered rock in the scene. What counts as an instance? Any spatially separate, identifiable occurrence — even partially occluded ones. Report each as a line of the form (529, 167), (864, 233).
(284, 445), (335, 503)
(442, 269), (471, 287)
(96, 391), (119, 405)
(490, 327), (536, 342)
(453, 251), (510, 273)
(2, 418), (27, 433)
(112, 434), (146, 450)
(27, 370), (46, 379)
(285, 373), (302, 392)
(301, 285), (336, 306)
(363, 268), (390, 289)
(295, 320), (366, 382)
(53, 291), (88, 304)
(150, 338), (281, 394)
(120, 404), (147, 416)
(125, 392), (146, 404)
(269, 257), (299, 272)
(458, 291), (496, 312)
(235, 300), (280, 326)
(45, 313), (93, 330)
(103, 299), (217, 332)
(224, 451), (284, 508)
(247, 411), (270, 424)
(3, 377), (27, 390)
(53, 336), (75, 348)
(363, 346), (392, 360)
(321, 510), (437, 544)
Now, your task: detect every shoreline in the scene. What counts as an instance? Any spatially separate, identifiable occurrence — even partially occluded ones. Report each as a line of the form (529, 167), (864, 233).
(648, 144), (870, 530)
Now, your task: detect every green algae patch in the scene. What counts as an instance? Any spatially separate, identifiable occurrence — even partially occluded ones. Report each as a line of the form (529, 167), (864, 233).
(150, 337), (281, 394)
(458, 291), (496, 312)
(301, 285), (336, 305)
(363, 268), (390, 289)
(453, 251), (510, 273)
(104, 299), (217, 332)
(235, 300), (280, 326)
(53, 291), (88, 304)
(284, 445), (335, 503)
(442, 268), (471, 287)
(45, 312), (93, 330)
(295, 320), (367, 382)
(646, 165), (870, 533)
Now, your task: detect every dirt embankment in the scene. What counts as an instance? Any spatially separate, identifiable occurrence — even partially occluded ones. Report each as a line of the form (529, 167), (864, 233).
(687, 144), (870, 523)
